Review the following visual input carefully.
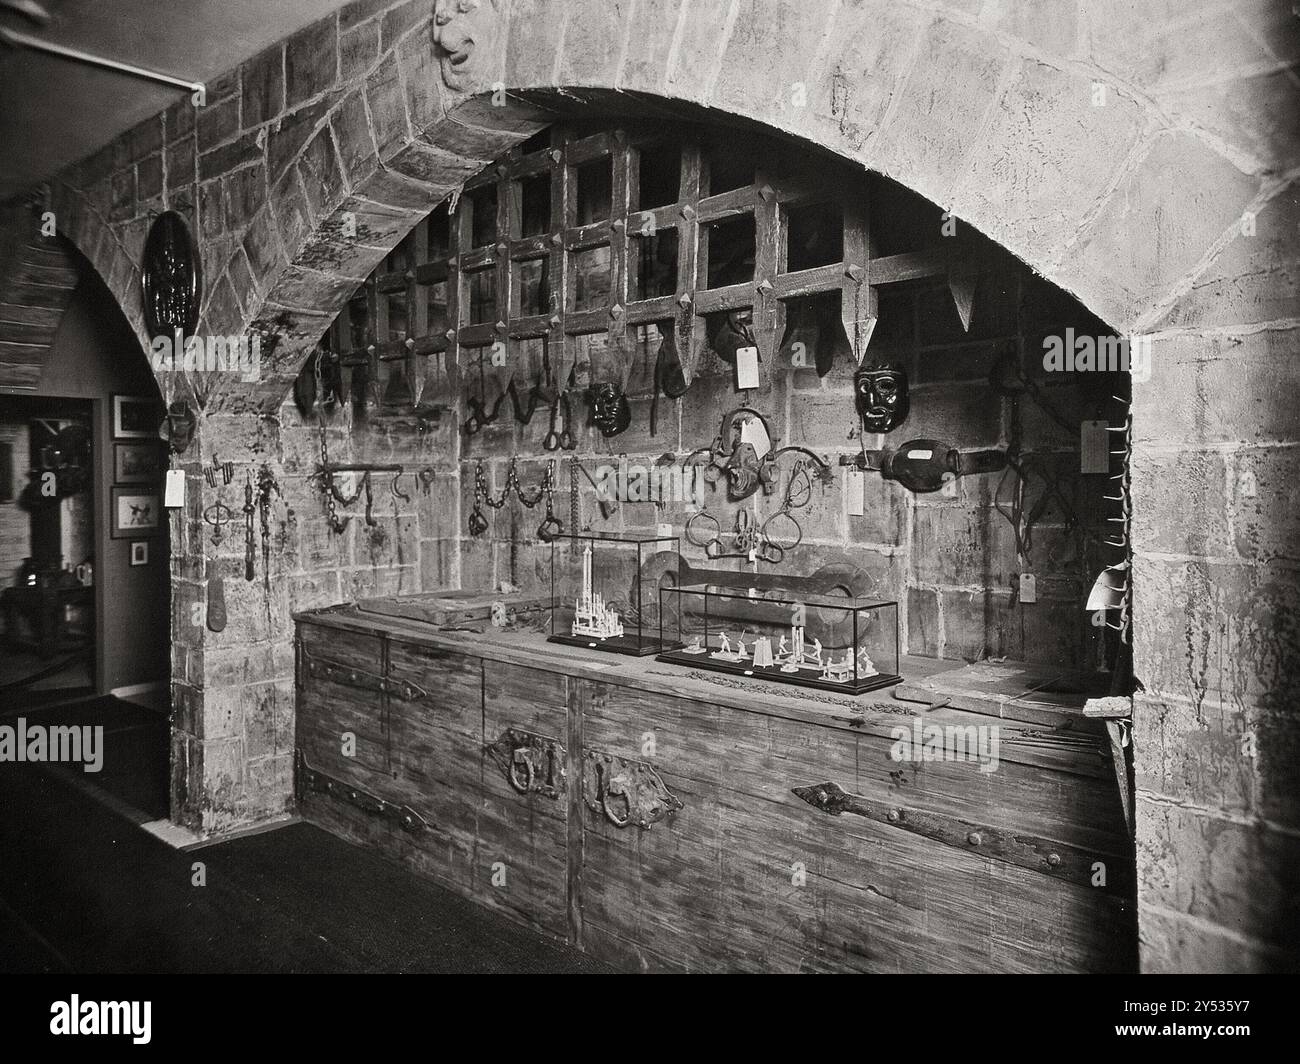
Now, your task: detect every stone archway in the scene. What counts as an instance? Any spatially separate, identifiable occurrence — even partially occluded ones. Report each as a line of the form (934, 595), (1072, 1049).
(45, 0), (1282, 407)
(26, 0), (1300, 971)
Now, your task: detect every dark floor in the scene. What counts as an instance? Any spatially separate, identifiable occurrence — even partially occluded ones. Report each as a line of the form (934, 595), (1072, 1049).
(0, 697), (614, 973)
(0, 644), (93, 703)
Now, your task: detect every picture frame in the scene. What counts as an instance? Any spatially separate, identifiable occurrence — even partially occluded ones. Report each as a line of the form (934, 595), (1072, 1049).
(111, 486), (162, 539)
(114, 441), (164, 485)
(129, 541), (149, 567)
(112, 394), (159, 439)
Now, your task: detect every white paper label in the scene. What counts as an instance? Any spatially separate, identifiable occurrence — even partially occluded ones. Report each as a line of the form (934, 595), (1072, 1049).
(1081, 420), (1109, 474)
(1019, 573), (1037, 603)
(845, 470), (865, 516)
(738, 413), (771, 459)
(656, 523), (673, 539)
(906, 448), (933, 461)
(164, 469), (186, 508)
(735, 346), (760, 390)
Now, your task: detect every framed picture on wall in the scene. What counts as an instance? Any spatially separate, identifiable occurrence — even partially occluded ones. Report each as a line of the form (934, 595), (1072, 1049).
(111, 486), (162, 539)
(114, 442), (164, 485)
(129, 541), (149, 566)
(112, 394), (159, 439)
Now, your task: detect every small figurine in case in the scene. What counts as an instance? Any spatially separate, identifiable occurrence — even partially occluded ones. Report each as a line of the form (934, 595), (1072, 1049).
(657, 582), (901, 694)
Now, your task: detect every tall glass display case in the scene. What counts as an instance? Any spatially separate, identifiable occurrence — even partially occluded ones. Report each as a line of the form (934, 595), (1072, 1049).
(548, 532), (681, 656)
(656, 583), (901, 694)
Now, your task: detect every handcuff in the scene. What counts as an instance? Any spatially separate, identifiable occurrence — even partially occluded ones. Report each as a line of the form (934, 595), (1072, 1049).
(686, 508), (785, 565)
(468, 458), (564, 542)
(508, 378), (540, 425)
(464, 388), (507, 435)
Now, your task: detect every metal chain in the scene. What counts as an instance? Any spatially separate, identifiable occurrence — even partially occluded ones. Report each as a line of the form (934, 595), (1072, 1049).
(318, 424), (350, 533)
(470, 458), (561, 538)
(569, 456), (581, 532)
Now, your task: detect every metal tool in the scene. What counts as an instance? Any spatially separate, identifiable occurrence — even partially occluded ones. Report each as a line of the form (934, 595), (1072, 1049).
(243, 473), (256, 582)
(203, 501), (235, 546)
(464, 389), (506, 435)
(543, 393), (575, 452)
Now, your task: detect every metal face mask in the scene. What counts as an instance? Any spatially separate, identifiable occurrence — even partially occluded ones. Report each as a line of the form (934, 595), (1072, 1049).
(854, 365), (910, 434)
(590, 382), (631, 438)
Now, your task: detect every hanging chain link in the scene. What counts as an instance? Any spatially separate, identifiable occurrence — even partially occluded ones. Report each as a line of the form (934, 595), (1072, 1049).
(318, 424), (351, 534)
(469, 458), (562, 539)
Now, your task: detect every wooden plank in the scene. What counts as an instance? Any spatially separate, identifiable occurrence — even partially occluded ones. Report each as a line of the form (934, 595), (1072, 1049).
(295, 612), (1133, 972)
(478, 661), (570, 938)
(567, 671), (586, 947)
(842, 194), (877, 365)
(693, 282), (752, 315)
(385, 639), (483, 890)
(579, 681), (1132, 972)
(870, 246), (991, 285)
(895, 659), (1108, 730)
(0, 301), (63, 328)
(695, 185), (754, 225)
(676, 141), (703, 383)
(773, 262), (843, 300)
(753, 165), (783, 384)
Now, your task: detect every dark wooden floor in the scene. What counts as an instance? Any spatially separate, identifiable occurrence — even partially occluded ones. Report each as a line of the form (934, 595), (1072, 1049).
(0, 698), (614, 974)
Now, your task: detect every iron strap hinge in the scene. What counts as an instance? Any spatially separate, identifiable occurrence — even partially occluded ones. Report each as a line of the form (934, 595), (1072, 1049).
(295, 751), (429, 833)
(792, 781), (1130, 897)
(300, 650), (428, 701)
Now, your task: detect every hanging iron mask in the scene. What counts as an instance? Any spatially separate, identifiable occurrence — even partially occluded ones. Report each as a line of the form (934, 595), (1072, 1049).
(854, 364), (910, 434)
(703, 408), (779, 501)
(589, 381), (631, 438)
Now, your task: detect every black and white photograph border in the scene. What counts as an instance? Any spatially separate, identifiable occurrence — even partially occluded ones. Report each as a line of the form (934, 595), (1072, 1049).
(0, 0), (1294, 1026)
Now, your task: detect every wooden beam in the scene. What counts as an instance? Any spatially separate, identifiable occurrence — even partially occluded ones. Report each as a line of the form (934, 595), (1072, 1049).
(842, 196), (877, 366)
(676, 141), (704, 385)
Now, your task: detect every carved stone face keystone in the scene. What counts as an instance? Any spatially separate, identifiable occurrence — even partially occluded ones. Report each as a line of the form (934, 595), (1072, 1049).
(433, 0), (500, 92)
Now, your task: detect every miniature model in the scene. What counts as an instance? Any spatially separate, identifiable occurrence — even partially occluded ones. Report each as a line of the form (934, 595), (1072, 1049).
(857, 647), (878, 677)
(822, 652), (853, 683)
(778, 624), (806, 666)
(752, 637), (774, 668)
(572, 543), (624, 639)
(711, 632), (743, 662)
(684, 635), (707, 654)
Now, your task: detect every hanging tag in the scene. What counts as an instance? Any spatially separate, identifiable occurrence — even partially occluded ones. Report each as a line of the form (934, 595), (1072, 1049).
(738, 414), (771, 460)
(845, 469), (865, 516)
(735, 346), (760, 390)
(1081, 420), (1109, 474)
(1019, 573), (1037, 603)
(164, 469), (186, 508)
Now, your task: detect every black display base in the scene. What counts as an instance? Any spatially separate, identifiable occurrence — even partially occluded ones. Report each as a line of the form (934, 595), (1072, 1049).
(655, 649), (902, 695)
(548, 633), (680, 657)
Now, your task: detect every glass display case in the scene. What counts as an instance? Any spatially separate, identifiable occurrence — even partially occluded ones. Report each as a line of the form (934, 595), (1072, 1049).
(656, 583), (901, 694)
(548, 532), (682, 656)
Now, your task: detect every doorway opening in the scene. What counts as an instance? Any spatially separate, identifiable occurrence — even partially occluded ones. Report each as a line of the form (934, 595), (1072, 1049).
(0, 246), (172, 821)
(0, 395), (95, 702)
